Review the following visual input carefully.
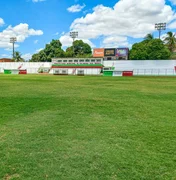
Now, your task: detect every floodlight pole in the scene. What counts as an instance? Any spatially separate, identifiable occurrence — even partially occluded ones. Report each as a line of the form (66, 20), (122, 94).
(158, 28), (162, 39)
(155, 23), (166, 39)
(10, 37), (17, 59)
(70, 31), (78, 57)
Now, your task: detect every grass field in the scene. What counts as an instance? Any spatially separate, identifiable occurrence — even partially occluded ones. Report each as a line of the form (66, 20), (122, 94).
(0, 75), (176, 180)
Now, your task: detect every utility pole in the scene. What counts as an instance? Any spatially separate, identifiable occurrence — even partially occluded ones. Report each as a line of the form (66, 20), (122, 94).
(70, 31), (78, 57)
(155, 23), (166, 39)
(10, 37), (17, 59)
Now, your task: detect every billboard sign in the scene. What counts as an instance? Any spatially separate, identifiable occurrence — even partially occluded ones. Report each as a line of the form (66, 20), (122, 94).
(116, 48), (129, 57)
(104, 48), (116, 57)
(93, 48), (104, 57)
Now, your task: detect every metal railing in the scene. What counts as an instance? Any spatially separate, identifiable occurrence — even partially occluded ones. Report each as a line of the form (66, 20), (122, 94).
(133, 69), (176, 76)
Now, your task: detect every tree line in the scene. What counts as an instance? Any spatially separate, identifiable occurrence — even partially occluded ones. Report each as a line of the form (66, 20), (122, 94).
(130, 32), (176, 60)
(12, 31), (176, 62)
(30, 40), (92, 62)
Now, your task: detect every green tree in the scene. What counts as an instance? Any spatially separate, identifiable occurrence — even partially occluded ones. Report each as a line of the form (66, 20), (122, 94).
(39, 50), (48, 62)
(65, 47), (74, 57)
(66, 40), (92, 58)
(147, 39), (171, 59)
(170, 52), (176, 59)
(30, 53), (40, 62)
(30, 39), (64, 62)
(30, 39), (93, 61)
(164, 32), (176, 52)
(13, 51), (25, 62)
(44, 40), (65, 60)
(144, 33), (154, 41)
(30, 50), (47, 62)
(130, 39), (171, 60)
(129, 41), (149, 60)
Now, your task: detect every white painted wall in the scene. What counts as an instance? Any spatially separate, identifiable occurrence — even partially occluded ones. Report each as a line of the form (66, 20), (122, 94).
(0, 60), (176, 76)
(53, 68), (101, 75)
(103, 60), (176, 70)
(0, 62), (52, 74)
(104, 60), (176, 76)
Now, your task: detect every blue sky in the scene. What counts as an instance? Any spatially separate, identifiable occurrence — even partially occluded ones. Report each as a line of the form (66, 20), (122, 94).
(0, 0), (176, 60)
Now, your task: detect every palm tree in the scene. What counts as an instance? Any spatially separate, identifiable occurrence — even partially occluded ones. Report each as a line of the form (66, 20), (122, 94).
(164, 32), (176, 52)
(13, 51), (24, 62)
(144, 33), (154, 41)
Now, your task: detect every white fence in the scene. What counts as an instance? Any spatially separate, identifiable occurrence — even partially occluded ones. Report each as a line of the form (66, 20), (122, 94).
(133, 69), (176, 76)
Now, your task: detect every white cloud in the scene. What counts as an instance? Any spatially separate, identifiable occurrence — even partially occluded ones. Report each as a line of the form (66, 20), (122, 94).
(61, 31), (65, 35)
(103, 40), (132, 49)
(169, 0), (176, 5)
(32, 0), (45, 2)
(0, 54), (10, 58)
(36, 48), (43, 53)
(54, 32), (65, 36)
(67, 4), (86, 13)
(0, 42), (19, 49)
(60, 33), (95, 48)
(54, 32), (59, 36)
(161, 33), (167, 41)
(0, 18), (5, 26)
(2, 54), (8, 57)
(70, 1), (175, 39)
(103, 36), (127, 44)
(21, 48), (44, 61)
(168, 21), (176, 29)
(61, 0), (176, 48)
(34, 40), (38, 44)
(5, 48), (14, 51)
(22, 53), (32, 61)
(101, 35), (132, 48)
(0, 23), (43, 49)
(60, 34), (73, 47)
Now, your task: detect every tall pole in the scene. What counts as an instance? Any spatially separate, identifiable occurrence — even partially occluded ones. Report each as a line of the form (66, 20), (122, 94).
(70, 31), (78, 57)
(73, 37), (75, 57)
(10, 37), (17, 59)
(13, 42), (15, 59)
(155, 23), (166, 39)
(159, 29), (161, 39)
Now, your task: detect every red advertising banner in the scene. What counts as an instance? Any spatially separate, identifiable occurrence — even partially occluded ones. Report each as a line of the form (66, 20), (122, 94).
(93, 48), (104, 57)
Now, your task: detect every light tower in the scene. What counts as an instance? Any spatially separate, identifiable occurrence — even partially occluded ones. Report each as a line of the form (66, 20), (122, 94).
(70, 31), (78, 57)
(155, 23), (166, 39)
(10, 37), (17, 59)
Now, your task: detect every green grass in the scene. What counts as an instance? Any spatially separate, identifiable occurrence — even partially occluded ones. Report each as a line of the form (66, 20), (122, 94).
(0, 75), (176, 180)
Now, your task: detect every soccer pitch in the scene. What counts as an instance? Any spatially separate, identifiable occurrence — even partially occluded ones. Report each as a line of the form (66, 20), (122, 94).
(0, 75), (176, 179)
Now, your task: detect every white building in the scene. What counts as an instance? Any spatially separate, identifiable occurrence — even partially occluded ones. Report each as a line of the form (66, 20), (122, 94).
(0, 59), (176, 76)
